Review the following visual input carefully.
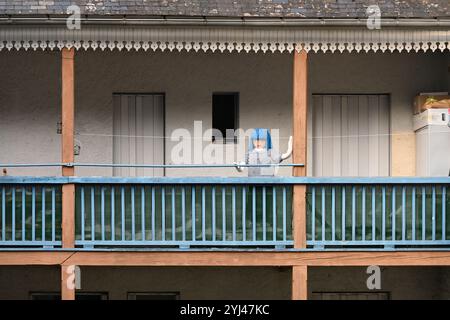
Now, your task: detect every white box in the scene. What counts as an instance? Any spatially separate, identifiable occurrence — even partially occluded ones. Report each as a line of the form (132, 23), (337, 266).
(413, 108), (449, 131)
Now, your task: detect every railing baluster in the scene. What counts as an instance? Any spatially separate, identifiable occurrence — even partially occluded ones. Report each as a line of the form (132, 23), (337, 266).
(131, 186), (135, 241)
(52, 187), (55, 243)
(41, 187), (45, 242)
(312, 186), (315, 242)
(81, 187), (85, 242)
(22, 187), (26, 241)
(1, 187), (5, 242)
(121, 186), (125, 241)
(322, 186), (326, 242)
(422, 186), (426, 241)
(212, 186), (216, 242)
(382, 186), (386, 241)
(141, 186), (145, 241)
(172, 187), (176, 241)
(443, 186), (446, 241)
(91, 187), (95, 241)
(332, 186), (335, 242)
(252, 186), (256, 241)
(442, 186), (446, 240)
(372, 186), (375, 241)
(402, 186), (406, 241)
(151, 186), (155, 241)
(362, 186), (366, 241)
(191, 186), (195, 242)
(161, 186), (165, 242)
(181, 187), (186, 241)
(12, 188), (15, 242)
(202, 186), (206, 241)
(283, 187), (287, 242)
(272, 186), (276, 241)
(342, 186), (346, 241)
(32, 187), (35, 242)
(412, 186), (416, 241)
(432, 185), (436, 241)
(222, 187), (226, 241)
(242, 186), (246, 242)
(392, 186), (396, 241)
(262, 186), (266, 242)
(232, 186), (236, 242)
(111, 186), (115, 241)
(351, 186), (355, 241)
(101, 187), (105, 241)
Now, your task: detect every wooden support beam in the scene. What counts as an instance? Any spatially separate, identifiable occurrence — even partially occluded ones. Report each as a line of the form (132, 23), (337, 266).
(0, 252), (73, 265)
(61, 48), (75, 177)
(62, 184), (75, 248)
(292, 50), (308, 249)
(292, 265), (308, 300)
(61, 48), (75, 249)
(61, 265), (76, 300)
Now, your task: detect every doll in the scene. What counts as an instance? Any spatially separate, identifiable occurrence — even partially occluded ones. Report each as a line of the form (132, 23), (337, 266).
(234, 128), (293, 176)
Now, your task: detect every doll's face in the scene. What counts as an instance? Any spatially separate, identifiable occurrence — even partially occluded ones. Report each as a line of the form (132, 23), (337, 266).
(253, 139), (266, 149)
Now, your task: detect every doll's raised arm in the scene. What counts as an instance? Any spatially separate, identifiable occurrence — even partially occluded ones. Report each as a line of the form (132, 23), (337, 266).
(280, 136), (293, 161)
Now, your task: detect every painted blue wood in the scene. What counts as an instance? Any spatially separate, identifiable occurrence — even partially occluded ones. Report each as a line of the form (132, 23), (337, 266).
(121, 186), (125, 241)
(311, 186), (315, 241)
(202, 186), (206, 241)
(1, 187), (5, 242)
(402, 186), (406, 241)
(90, 187), (95, 241)
(101, 187), (105, 241)
(41, 187), (45, 242)
(22, 188), (26, 241)
(432, 186), (436, 241)
(171, 187), (175, 241)
(12, 188), (15, 242)
(131, 186), (135, 241)
(342, 186), (345, 241)
(392, 186), (396, 241)
(161, 186), (165, 242)
(272, 187), (276, 241)
(212, 186), (216, 242)
(443, 186), (446, 241)
(322, 186), (325, 241)
(332, 187), (335, 242)
(362, 186), (366, 241)
(32, 187), (35, 241)
(412, 186), (416, 241)
(3, 176), (448, 186)
(181, 187), (186, 241)
(81, 187), (85, 241)
(262, 186), (266, 242)
(283, 187), (287, 242)
(252, 187), (256, 241)
(242, 186), (246, 242)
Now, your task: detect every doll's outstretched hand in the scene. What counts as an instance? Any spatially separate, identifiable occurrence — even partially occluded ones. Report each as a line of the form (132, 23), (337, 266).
(234, 161), (245, 172)
(281, 136), (293, 161)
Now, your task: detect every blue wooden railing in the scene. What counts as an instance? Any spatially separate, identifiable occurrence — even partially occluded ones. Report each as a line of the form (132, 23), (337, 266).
(0, 176), (448, 249)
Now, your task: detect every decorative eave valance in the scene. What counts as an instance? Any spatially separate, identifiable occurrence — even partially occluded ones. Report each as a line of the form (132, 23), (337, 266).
(0, 25), (449, 53)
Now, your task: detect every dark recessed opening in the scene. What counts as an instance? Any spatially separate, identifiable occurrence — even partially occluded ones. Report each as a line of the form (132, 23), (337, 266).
(212, 93), (239, 143)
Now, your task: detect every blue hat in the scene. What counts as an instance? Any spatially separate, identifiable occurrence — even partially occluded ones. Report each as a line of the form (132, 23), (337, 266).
(249, 128), (272, 151)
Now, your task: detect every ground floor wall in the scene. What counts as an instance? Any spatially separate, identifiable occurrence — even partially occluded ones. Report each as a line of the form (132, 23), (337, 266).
(0, 266), (449, 300)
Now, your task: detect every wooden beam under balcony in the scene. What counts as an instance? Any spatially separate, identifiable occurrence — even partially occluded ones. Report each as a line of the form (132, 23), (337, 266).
(292, 50), (308, 249)
(292, 265), (308, 300)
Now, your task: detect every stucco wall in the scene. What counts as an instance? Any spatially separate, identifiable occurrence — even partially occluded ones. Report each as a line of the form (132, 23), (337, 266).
(0, 266), (449, 300)
(0, 50), (447, 177)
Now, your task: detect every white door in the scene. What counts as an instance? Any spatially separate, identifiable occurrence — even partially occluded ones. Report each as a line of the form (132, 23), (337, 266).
(311, 94), (390, 177)
(113, 94), (164, 177)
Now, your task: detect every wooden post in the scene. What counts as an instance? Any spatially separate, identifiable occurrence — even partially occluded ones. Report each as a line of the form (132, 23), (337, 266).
(292, 50), (308, 249)
(61, 265), (76, 300)
(62, 48), (75, 176)
(292, 265), (308, 300)
(61, 48), (75, 251)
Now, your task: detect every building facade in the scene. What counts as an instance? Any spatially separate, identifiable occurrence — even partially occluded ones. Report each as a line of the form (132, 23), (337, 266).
(0, 0), (449, 300)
